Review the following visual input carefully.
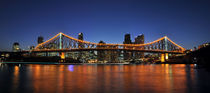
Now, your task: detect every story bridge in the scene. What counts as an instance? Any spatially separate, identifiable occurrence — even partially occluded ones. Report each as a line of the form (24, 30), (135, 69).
(32, 32), (185, 62)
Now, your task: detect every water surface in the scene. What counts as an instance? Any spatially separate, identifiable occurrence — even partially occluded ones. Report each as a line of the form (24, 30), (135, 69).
(0, 63), (209, 93)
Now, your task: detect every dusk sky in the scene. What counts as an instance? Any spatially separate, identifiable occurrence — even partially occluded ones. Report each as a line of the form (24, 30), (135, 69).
(0, 0), (210, 51)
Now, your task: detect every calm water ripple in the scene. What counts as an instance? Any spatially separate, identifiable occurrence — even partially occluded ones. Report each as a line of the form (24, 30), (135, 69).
(0, 64), (210, 93)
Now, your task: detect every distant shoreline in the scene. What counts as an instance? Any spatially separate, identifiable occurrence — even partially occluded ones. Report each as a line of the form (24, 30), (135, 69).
(0, 61), (194, 65)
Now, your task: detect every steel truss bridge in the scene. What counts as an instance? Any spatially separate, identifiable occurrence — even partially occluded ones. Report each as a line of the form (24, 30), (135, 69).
(32, 32), (185, 62)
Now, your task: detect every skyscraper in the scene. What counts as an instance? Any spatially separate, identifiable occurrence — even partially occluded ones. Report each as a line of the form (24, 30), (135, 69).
(78, 33), (85, 62)
(38, 36), (44, 44)
(78, 33), (84, 48)
(134, 34), (144, 44)
(123, 34), (132, 60)
(78, 33), (83, 40)
(12, 42), (20, 52)
(134, 34), (144, 59)
(123, 34), (132, 44)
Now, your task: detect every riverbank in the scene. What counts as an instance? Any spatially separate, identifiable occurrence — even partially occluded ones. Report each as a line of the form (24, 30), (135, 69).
(0, 61), (195, 65)
(0, 62), (131, 65)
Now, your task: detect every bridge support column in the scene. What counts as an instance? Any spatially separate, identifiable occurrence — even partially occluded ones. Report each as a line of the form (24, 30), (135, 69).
(60, 52), (65, 62)
(165, 53), (168, 60)
(161, 53), (165, 62)
(161, 53), (169, 62)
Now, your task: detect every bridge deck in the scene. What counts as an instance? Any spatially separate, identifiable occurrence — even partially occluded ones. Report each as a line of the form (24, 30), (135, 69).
(31, 48), (183, 54)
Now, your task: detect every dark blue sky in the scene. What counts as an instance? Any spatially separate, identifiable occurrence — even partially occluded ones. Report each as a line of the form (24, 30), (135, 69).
(0, 0), (210, 51)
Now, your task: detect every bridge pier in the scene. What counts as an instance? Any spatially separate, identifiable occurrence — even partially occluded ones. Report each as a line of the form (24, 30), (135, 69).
(161, 53), (168, 62)
(60, 52), (65, 62)
(165, 53), (168, 60)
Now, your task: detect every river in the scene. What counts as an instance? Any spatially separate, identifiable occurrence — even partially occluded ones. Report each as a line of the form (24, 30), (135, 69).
(0, 63), (209, 93)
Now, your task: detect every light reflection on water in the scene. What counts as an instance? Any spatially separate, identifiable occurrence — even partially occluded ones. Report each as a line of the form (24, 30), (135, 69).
(68, 65), (74, 72)
(0, 64), (210, 93)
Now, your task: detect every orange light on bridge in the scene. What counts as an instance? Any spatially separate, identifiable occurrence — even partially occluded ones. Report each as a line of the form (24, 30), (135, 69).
(165, 53), (168, 60)
(60, 52), (65, 59)
(161, 54), (165, 62)
(34, 32), (185, 53)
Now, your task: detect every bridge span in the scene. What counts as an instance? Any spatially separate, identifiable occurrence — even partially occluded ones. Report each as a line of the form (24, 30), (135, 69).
(31, 32), (185, 62)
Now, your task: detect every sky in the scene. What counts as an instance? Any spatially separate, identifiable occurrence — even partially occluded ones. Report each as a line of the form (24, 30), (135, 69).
(0, 0), (210, 51)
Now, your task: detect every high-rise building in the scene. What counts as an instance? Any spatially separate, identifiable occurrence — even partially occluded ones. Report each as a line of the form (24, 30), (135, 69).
(78, 33), (84, 48)
(37, 36), (44, 56)
(13, 42), (20, 52)
(38, 36), (44, 44)
(134, 34), (144, 44)
(78, 33), (83, 40)
(123, 34), (132, 44)
(123, 34), (132, 60)
(77, 33), (85, 62)
(134, 34), (145, 59)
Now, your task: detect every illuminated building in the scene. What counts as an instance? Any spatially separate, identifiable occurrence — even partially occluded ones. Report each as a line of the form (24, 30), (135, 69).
(12, 42), (21, 52)
(38, 36), (44, 44)
(97, 41), (106, 62)
(78, 33), (84, 48)
(108, 50), (118, 62)
(78, 33), (86, 62)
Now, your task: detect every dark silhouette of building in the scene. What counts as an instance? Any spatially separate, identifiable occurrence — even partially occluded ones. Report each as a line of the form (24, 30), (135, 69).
(13, 42), (21, 52)
(123, 34), (132, 44)
(123, 34), (145, 61)
(78, 33), (84, 48)
(134, 34), (144, 59)
(134, 34), (144, 44)
(198, 43), (210, 49)
(188, 45), (210, 67)
(38, 36), (44, 44)
(123, 34), (132, 60)
(78, 33), (83, 40)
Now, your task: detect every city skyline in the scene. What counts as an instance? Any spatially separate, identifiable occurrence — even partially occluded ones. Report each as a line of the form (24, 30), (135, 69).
(1, 0), (210, 51)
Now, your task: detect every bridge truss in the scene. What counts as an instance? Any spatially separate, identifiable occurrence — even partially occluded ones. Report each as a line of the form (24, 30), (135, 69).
(32, 32), (186, 62)
(33, 32), (185, 53)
